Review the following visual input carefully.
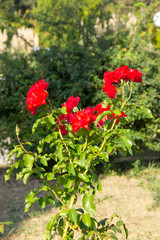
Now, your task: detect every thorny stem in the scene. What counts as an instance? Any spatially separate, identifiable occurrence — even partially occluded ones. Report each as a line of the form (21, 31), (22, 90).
(44, 176), (66, 207)
(40, 105), (49, 114)
(47, 97), (52, 113)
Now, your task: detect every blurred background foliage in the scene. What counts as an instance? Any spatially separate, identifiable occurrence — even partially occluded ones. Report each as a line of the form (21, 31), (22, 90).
(0, 0), (159, 157)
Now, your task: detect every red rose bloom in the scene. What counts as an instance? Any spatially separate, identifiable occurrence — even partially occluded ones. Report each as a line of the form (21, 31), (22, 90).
(26, 79), (49, 114)
(103, 66), (142, 99)
(71, 107), (95, 133)
(95, 103), (111, 114)
(130, 69), (143, 83)
(103, 82), (117, 99)
(62, 96), (80, 113)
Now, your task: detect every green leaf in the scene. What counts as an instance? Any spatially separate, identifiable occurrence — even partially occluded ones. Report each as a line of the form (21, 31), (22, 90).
(55, 144), (63, 161)
(24, 202), (32, 212)
(7, 148), (18, 161)
(94, 111), (109, 126)
(45, 134), (53, 143)
(47, 172), (55, 181)
(32, 119), (41, 134)
(59, 210), (68, 217)
(114, 109), (121, 115)
(123, 224), (128, 238)
(25, 191), (35, 202)
(47, 115), (56, 124)
(116, 220), (123, 228)
(39, 197), (46, 209)
(40, 156), (48, 167)
(67, 163), (76, 176)
(82, 193), (96, 214)
(63, 178), (74, 188)
(74, 157), (85, 168)
(37, 139), (45, 154)
(68, 209), (78, 224)
(91, 218), (97, 231)
(143, 108), (153, 118)
(97, 182), (102, 191)
(23, 172), (31, 184)
(120, 136), (132, 155)
(82, 213), (91, 227)
(60, 107), (67, 114)
(23, 154), (34, 170)
(0, 223), (4, 233)
(109, 234), (118, 240)
(78, 173), (89, 182)
(86, 154), (93, 171)
(5, 166), (14, 181)
(98, 152), (109, 162)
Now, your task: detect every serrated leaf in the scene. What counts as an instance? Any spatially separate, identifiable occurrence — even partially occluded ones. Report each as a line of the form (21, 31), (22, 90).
(82, 213), (91, 227)
(82, 193), (96, 214)
(68, 209), (78, 224)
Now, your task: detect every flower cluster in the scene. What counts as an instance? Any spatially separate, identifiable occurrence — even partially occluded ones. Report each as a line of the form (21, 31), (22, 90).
(57, 98), (127, 134)
(26, 65), (142, 133)
(26, 79), (49, 114)
(103, 66), (142, 98)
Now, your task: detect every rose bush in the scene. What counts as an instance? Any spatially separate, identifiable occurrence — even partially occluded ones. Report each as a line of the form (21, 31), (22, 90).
(5, 66), (143, 239)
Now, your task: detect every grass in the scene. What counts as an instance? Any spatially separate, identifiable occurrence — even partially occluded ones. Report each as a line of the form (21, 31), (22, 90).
(0, 159), (160, 239)
(103, 159), (160, 209)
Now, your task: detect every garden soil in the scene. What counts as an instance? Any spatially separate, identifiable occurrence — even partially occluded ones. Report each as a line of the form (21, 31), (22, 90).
(0, 167), (160, 240)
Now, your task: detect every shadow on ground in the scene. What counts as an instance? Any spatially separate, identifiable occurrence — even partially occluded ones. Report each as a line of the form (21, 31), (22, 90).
(0, 167), (53, 238)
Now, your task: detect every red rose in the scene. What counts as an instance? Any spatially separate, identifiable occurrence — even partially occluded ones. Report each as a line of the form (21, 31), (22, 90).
(26, 79), (49, 114)
(130, 69), (143, 83)
(119, 65), (131, 82)
(95, 103), (111, 114)
(103, 82), (117, 99)
(71, 107), (95, 133)
(62, 96), (80, 113)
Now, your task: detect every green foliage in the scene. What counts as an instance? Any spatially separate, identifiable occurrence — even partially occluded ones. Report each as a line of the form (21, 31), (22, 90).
(0, 0), (160, 154)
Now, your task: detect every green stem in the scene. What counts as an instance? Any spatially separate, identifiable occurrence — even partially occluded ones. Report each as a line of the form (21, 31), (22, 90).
(62, 195), (75, 239)
(120, 82), (132, 111)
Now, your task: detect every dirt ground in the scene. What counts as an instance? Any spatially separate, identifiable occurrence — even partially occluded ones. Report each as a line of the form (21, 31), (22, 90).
(0, 167), (160, 240)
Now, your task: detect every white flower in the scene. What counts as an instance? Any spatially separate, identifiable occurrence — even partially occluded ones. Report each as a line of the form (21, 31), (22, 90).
(153, 12), (160, 28)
